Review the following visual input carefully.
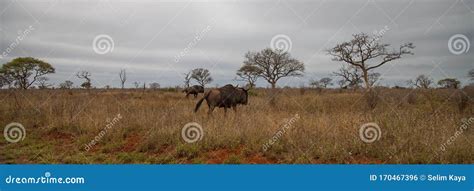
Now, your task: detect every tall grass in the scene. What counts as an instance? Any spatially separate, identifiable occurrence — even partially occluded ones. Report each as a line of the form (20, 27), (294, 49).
(0, 87), (472, 164)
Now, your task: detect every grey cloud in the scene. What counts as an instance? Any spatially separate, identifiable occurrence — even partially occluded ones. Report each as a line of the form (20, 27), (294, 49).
(1, 0), (473, 88)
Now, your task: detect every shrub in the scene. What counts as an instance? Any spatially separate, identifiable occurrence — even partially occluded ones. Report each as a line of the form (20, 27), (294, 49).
(364, 89), (379, 110)
(175, 144), (200, 159)
(406, 92), (417, 105)
(223, 154), (242, 164)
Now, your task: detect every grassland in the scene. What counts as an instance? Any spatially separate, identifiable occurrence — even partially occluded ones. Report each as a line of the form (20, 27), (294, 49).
(0, 87), (472, 164)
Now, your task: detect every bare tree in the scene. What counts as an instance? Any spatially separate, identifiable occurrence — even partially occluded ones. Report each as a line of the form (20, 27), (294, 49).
(243, 48), (304, 88)
(133, 81), (140, 89)
(119, 69), (126, 89)
(76, 71), (92, 89)
(236, 64), (260, 88)
(59, 80), (74, 89)
(408, 74), (432, 89)
(0, 77), (4, 89)
(333, 65), (363, 89)
(309, 79), (320, 89)
(0, 72), (13, 89)
(469, 69), (474, 81)
(336, 79), (346, 89)
(183, 71), (192, 88)
(368, 73), (381, 87)
(36, 77), (52, 89)
(328, 33), (414, 89)
(191, 68), (213, 87)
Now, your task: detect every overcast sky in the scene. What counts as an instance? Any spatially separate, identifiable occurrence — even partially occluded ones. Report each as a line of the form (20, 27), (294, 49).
(1, 0), (473, 88)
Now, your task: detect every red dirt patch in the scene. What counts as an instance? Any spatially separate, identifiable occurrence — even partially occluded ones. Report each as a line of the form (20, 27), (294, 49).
(121, 134), (141, 152)
(206, 149), (239, 164)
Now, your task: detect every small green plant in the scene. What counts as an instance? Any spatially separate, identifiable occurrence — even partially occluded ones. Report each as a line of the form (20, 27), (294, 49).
(223, 154), (242, 164)
(175, 144), (200, 159)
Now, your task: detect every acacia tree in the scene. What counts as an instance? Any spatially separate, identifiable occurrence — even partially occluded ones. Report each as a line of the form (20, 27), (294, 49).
(243, 48), (304, 88)
(408, 74), (432, 89)
(0, 75), (4, 88)
(0, 72), (13, 88)
(319, 77), (333, 88)
(328, 33), (414, 89)
(149, 82), (160, 89)
(309, 77), (332, 89)
(36, 77), (52, 89)
(76, 71), (92, 89)
(333, 65), (363, 89)
(191, 68), (213, 87)
(59, 80), (73, 89)
(438, 78), (460, 89)
(119, 69), (126, 89)
(183, 71), (192, 88)
(0, 57), (55, 89)
(236, 64), (260, 88)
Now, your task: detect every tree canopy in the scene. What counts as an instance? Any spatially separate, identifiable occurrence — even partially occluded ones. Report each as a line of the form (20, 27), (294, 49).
(328, 33), (414, 89)
(242, 48), (304, 88)
(0, 57), (55, 89)
(191, 68), (213, 87)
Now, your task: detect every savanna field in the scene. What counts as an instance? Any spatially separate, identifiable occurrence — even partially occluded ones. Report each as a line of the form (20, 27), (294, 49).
(0, 87), (473, 164)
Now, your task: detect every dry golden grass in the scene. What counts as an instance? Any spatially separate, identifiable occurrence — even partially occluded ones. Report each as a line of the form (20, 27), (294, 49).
(0, 87), (472, 164)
